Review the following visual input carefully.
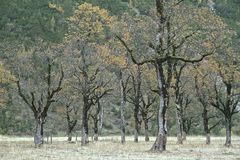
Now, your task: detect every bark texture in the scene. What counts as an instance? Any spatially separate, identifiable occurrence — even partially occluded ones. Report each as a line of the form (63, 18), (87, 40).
(119, 71), (127, 144)
(151, 63), (168, 151)
(66, 103), (78, 142)
(34, 117), (44, 147)
(81, 107), (89, 145)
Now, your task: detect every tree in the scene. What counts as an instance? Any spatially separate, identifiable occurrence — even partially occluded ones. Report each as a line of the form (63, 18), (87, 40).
(172, 62), (187, 144)
(139, 65), (157, 142)
(140, 92), (156, 141)
(117, 0), (229, 151)
(209, 50), (240, 146)
(97, 16), (132, 143)
(57, 90), (79, 142)
(16, 44), (64, 146)
(65, 102), (78, 142)
(180, 94), (194, 140)
(66, 2), (113, 145)
(64, 42), (112, 145)
(89, 97), (102, 141)
(127, 65), (142, 142)
(193, 64), (221, 144)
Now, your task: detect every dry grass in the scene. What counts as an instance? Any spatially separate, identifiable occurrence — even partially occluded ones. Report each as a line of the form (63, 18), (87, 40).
(0, 136), (240, 160)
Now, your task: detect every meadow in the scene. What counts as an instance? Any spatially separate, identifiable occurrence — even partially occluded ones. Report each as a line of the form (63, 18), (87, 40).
(0, 136), (239, 160)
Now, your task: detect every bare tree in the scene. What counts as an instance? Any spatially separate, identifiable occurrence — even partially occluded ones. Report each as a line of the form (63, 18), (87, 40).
(173, 62), (186, 144)
(127, 65), (142, 142)
(17, 57), (63, 147)
(90, 100), (101, 141)
(65, 101), (78, 142)
(140, 93), (156, 141)
(118, 71), (130, 144)
(69, 44), (112, 145)
(210, 77), (239, 146)
(90, 91), (112, 141)
(116, 0), (226, 151)
(194, 74), (220, 144)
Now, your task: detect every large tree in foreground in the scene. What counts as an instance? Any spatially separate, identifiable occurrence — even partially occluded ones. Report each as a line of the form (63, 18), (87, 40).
(117, 0), (229, 151)
(16, 44), (64, 146)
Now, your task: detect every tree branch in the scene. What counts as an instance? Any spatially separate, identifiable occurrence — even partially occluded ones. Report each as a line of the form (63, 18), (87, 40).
(16, 81), (37, 116)
(209, 120), (221, 131)
(115, 35), (154, 65)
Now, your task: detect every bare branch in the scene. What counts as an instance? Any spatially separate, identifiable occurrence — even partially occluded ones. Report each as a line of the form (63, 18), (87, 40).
(173, 32), (196, 50)
(171, 0), (184, 7)
(209, 120), (221, 131)
(115, 35), (154, 65)
(16, 81), (37, 116)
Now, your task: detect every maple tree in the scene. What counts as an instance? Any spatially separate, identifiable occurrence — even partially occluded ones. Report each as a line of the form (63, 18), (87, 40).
(66, 2), (113, 145)
(15, 43), (64, 146)
(0, 0), (240, 152)
(116, 0), (231, 151)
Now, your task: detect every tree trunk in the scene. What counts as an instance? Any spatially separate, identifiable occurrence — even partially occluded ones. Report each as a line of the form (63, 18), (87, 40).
(134, 65), (141, 143)
(81, 108), (89, 145)
(134, 105), (140, 143)
(67, 126), (72, 142)
(175, 104), (183, 144)
(34, 117), (44, 147)
(150, 0), (168, 151)
(119, 71), (126, 144)
(99, 104), (104, 133)
(225, 117), (232, 147)
(67, 136), (72, 142)
(120, 101), (126, 144)
(151, 107), (167, 151)
(206, 133), (210, 145)
(93, 118), (98, 141)
(67, 121), (77, 142)
(182, 131), (186, 140)
(151, 64), (167, 152)
(144, 118), (149, 141)
(203, 106), (210, 145)
(66, 106), (77, 142)
(67, 127), (72, 142)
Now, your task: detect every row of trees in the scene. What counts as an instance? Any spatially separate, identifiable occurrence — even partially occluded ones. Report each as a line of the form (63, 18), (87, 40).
(0, 0), (239, 152)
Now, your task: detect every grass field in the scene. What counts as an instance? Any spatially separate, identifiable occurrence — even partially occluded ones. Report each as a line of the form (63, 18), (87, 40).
(0, 136), (239, 160)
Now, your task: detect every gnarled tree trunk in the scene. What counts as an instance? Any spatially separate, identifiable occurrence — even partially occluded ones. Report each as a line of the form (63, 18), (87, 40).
(144, 118), (149, 142)
(34, 117), (44, 147)
(119, 71), (126, 144)
(134, 109), (140, 142)
(81, 107), (89, 145)
(67, 132), (72, 142)
(91, 100), (101, 141)
(93, 119), (99, 141)
(151, 104), (167, 151)
(140, 94), (155, 142)
(67, 120), (77, 142)
(134, 65), (141, 143)
(225, 117), (231, 147)
(182, 131), (186, 140)
(120, 100), (126, 144)
(66, 103), (78, 142)
(151, 63), (168, 152)
(202, 106), (210, 145)
(175, 104), (183, 144)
